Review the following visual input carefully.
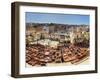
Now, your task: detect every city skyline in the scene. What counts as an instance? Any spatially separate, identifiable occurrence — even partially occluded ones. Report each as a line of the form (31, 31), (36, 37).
(26, 12), (90, 25)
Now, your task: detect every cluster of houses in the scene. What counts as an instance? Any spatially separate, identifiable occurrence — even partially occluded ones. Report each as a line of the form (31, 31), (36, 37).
(26, 23), (89, 46)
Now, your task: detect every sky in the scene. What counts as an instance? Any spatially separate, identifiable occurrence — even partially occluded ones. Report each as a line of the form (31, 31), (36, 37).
(25, 12), (90, 25)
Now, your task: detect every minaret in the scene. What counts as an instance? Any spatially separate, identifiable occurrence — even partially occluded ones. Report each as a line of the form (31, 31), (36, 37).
(70, 27), (75, 44)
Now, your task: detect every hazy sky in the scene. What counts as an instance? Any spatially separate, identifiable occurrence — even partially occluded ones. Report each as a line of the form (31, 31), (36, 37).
(25, 12), (89, 25)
